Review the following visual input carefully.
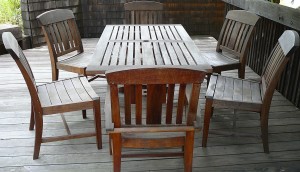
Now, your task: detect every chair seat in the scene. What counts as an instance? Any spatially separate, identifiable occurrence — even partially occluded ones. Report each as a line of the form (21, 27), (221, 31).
(206, 75), (262, 111)
(38, 76), (98, 115)
(57, 52), (93, 74)
(202, 52), (240, 70)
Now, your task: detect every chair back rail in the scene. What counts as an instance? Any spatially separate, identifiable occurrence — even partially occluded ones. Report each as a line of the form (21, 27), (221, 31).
(106, 66), (206, 128)
(124, 1), (163, 24)
(217, 10), (260, 63)
(37, 9), (83, 63)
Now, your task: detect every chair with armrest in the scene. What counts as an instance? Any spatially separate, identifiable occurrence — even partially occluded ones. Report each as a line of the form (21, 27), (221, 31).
(105, 66), (206, 172)
(37, 9), (104, 81)
(202, 30), (299, 153)
(124, 1), (163, 24)
(2, 32), (102, 159)
(200, 10), (260, 81)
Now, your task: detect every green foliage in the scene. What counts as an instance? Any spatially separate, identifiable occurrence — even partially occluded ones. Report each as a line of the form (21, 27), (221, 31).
(0, 0), (22, 27)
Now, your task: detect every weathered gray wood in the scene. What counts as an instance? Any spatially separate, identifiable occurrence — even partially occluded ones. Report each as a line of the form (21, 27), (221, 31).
(86, 25), (213, 75)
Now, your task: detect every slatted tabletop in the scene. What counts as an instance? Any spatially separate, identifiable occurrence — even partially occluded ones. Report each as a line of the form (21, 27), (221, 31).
(86, 25), (212, 75)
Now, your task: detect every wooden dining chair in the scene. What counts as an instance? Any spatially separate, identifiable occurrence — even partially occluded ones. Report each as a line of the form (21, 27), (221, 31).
(200, 10), (260, 81)
(37, 9), (103, 81)
(105, 66), (206, 172)
(2, 32), (102, 159)
(202, 30), (299, 153)
(124, 1), (163, 24)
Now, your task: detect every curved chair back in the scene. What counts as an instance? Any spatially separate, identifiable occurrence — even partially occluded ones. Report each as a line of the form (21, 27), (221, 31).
(261, 30), (300, 106)
(2, 32), (39, 107)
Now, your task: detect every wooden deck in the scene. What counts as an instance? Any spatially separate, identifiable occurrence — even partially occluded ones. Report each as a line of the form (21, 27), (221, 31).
(0, 37), (300, 172)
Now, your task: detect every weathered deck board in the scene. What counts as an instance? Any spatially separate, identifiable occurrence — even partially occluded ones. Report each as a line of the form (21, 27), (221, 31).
(0, 38), (300, 171)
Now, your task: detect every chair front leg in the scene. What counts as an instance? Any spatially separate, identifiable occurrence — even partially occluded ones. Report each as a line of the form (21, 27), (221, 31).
(112, 133), (122, 172)
(202, 98), (213, 147)
(33, 113), (43, 159)
(184, 130), (194, 172)
(93, 99), (102, 149)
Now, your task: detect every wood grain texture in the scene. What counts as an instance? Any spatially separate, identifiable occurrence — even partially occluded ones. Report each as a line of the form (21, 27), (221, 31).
(105, 66), (205, 172)
(86, 25), (212, 76)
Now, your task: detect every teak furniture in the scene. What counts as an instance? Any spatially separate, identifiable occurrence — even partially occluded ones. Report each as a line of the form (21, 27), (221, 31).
(37, 9), (102, 81)
(202, 30), (299, 153)
(200, 10), (260, 80)
(2, 32), (102, 159)
(105, 66), (206, 172)
(86, 24), (212, 76)
(124, 1), (163, 24)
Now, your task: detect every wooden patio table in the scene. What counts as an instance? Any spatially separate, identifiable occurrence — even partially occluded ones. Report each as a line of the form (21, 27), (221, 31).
(86, 24), (212, 75)
(86, 24), (213, 120)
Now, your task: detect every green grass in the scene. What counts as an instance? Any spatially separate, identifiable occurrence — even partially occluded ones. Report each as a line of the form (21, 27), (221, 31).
(0, 0), (22, 28)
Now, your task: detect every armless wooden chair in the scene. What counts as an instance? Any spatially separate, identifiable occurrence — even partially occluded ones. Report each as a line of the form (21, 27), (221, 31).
(201, 10), (260, 81)
(202, 30), (299, 153)
(105, 66), (206, 172)
(124, 1), (163, 24)
(2, 32), (102, 159)
(37, 9), (103, 81)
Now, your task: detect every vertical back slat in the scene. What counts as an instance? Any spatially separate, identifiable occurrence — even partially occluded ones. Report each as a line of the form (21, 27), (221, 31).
(48, 25), (60, 53)
(234, 24), (247, 52)
(111, 84), (121, 127)
(166, 84), (175, 124)
(52, 23), (63, 53)
(238, 25), (251, 53)
(227, 22), (242, 50)
(224, 20), (235, 47)
(146, 84), (164, 124)
(135, 84), (143, 125)
(63, 20), (74, 48)
(56, 22), (70, 50)
(217, 18), (229, 50)
(68, 19), (82, 49)
(176, 84), (186, 124)
(124, 85), (132, 125)
(186, 83), (201, 126)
